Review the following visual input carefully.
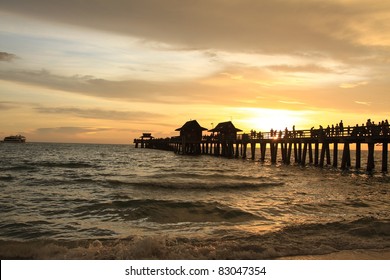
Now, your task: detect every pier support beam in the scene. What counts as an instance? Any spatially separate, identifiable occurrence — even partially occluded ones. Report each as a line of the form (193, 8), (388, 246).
(333, 142), (338, 168)
(298, 142), (302, 164)
(242, 143), (247, 159)
(341, 142), (351, 170)
(260, 143), (266, 162)
(281, 142), (289, 164)
(287, 143), (292, 165)
(367, 142), (375, 172)
(294, 143), (298, 163)
(227, 142), (234, 158)
(308, 143), (313, 164)
(382, 142), (388, 173)
(320, 142), (330, 167)
(270, 142), (278, 164)
(214, 142), (220, 156)
(326, 144), (331, 165)
(314, 142), (319, 166)
(356, 142), (361, 170)
(251, 141), (256, 160)
(301, 142), (308, 166)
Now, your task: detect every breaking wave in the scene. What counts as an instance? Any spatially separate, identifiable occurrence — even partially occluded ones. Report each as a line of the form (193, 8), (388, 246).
(1, 217), (388, 260)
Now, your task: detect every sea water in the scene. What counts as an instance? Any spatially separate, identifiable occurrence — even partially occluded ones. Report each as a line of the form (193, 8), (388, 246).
(0, 142), (389, 259)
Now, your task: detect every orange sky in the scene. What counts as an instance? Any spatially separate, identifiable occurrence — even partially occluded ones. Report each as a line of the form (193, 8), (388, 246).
(1, 0), (389, 143)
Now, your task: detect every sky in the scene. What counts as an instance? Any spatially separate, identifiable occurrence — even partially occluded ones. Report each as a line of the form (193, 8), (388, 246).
(1, 0), (389, 144)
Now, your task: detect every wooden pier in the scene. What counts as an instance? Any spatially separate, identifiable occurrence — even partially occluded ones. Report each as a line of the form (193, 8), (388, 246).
(134, 122), (390, 173)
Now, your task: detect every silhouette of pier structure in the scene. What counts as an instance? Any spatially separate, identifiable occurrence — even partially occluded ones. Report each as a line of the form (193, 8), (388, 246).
(134, 120), (390, 173)
(133, 133), (154, 148)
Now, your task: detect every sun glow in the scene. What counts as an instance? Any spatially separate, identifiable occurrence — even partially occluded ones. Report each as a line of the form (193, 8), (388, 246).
(238, 108), (316, 133)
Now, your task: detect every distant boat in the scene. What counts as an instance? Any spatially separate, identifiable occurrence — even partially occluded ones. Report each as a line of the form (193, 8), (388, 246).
(2, 135), (26, 143)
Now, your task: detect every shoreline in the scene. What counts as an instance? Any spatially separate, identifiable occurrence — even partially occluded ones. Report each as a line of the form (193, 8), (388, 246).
(1, 238), (389, 260)
(278, 248), (390, 260)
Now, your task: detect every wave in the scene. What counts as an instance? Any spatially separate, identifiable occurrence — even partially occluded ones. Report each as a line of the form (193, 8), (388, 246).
(104, 179), (284, 190)
(0, 221), (58, 240)
(0, 165), (38, 172)
(0, 161), (97, 174)
(146, 172), (270, 181)
(35, 161), (98, 169)
(73, 199), (261, 224)
(0, 174), (15, 181)
(1, 217), (389, 259)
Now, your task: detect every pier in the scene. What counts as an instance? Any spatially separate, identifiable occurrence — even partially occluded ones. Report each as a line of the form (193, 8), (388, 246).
(134, 120), (390, 173)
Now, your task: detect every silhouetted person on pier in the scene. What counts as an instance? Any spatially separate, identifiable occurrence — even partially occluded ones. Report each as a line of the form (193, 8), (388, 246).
(351, 124), (359, 137)
(366, 119), (372, 136)
(383, 122), (389, 136)
(326, 125), (330, 137)
(371, 124), (381, 137)
(339, 120), (344, 136)
(318, 125), (325, 138)
(284, 127), (289, 138)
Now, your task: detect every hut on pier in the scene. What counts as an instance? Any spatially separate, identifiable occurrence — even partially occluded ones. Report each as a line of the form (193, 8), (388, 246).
(134, 133), (154, 148)
(209, 121), (242, 157)
(209, 121), (242, 140)
(175, 120), (208, 154)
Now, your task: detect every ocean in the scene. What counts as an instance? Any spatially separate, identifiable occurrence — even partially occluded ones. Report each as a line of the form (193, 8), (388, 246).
(0, 142), (389, 259)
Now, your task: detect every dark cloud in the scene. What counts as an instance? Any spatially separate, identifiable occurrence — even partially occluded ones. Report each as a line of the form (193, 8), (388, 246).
(0, 51), (17, 62)
(34, 106), (165, 120)
(1, 0), (388, 60)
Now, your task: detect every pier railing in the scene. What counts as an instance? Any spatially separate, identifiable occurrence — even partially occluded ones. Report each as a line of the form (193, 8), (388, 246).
(237, 124), (390, 141)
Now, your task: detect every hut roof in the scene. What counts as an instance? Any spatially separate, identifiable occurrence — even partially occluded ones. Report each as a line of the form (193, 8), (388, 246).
(139, 133), (154, 139)
(208, 121), (242, 132)
(175, 120), (208, 131)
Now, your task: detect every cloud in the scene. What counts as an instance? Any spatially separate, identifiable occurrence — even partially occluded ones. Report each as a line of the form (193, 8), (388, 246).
(34, 126), (112, 135)
(279, 100), (306, 105)
(34, 106), (165, 120)
(0, 101), (17, 110)
(340, 81), (368, 88)
(0, 51), (17, 62)
(267, 64), (335, 73)
(0, 68), (253, 105)
(1, 0), (389, 62)
(0, 69), (204, 103)
(354, 101), (371, 106)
